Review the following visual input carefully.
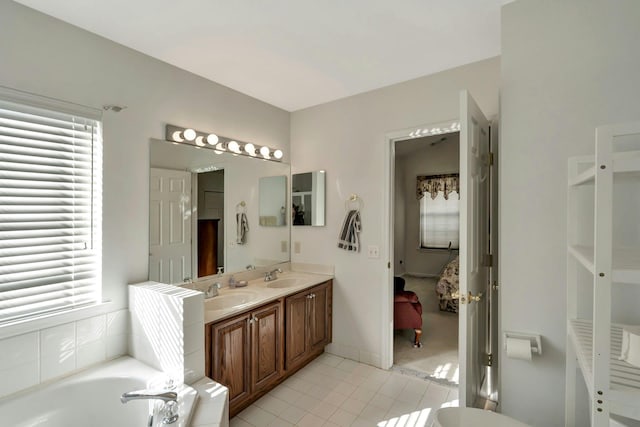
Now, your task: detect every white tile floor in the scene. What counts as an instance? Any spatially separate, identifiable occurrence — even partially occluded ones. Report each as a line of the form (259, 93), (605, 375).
(231, 353), (458, 427)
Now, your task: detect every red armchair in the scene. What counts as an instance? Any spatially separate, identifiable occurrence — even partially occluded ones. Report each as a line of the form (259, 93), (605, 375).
(393, 277), (423, 348)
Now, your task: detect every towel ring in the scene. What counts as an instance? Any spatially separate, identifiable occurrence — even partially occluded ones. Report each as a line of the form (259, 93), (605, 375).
(345, 194), (363, 211)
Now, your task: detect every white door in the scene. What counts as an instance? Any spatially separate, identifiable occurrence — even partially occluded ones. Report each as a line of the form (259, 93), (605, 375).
(149, 168), (192, 284)
(458, 90), (491, 407)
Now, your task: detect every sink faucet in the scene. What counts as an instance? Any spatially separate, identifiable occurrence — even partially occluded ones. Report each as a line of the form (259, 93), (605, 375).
(264, 268), (283, 282)
(120, 389), (177, 404)
(205, 282), (221, 298)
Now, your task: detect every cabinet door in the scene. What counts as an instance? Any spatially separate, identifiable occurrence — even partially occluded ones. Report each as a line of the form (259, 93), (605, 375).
(309, 282), (331, 352)
(251, 301), (283, 392)
(211, 313), (251, 408)
(285, 291), (309, 369)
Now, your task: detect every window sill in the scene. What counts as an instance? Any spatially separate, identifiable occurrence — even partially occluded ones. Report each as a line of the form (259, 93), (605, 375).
(0, 301), (115, 341)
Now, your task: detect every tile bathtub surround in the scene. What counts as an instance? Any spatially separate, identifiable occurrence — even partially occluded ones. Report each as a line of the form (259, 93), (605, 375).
(129, 281), (204, 385)
(231, 353), (458, 427)
(0, 308), (129, 399)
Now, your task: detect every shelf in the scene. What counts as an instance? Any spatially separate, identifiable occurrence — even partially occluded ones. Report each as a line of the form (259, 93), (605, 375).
(568, 151), (640, 187)
(569, 165), (596, 186)
(569, 319), (640, 397)
(568, 245), (640, 284)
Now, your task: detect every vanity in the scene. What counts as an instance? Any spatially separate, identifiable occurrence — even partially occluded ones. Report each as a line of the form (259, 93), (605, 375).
(148, 128), (331, 418)
(203, 271), (332, 417)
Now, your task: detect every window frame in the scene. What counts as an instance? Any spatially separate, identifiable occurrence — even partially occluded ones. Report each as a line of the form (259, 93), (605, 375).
(418, 174), (460, 251)
(0, 86), (104, 333)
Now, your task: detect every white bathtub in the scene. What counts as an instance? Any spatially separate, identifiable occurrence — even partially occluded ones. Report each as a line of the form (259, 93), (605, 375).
(0, 357), (198, 427)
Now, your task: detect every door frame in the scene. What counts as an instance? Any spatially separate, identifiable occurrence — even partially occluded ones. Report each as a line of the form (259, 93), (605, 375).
(381, 118), (462, 370)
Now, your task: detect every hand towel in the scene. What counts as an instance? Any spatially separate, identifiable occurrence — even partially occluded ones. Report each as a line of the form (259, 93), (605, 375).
(337, 209), (361, 252)
(236, 212), (249, 244)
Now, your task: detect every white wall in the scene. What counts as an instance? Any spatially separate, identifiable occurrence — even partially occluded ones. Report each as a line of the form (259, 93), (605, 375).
(398, 137), (459, 277)
(0, 1), (289, 307)
(0, 1), (289, 395)
(500, 1), (640, 425)
(290, 57), (499, 366)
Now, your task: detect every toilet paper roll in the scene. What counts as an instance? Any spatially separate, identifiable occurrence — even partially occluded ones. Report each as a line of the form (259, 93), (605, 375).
(506, 337), (532, 361)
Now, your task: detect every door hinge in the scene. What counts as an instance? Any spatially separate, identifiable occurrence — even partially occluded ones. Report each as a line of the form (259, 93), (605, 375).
(492, 281), (499, 291)
(387, 262), (391, 269)
(483, 353), (493, 367)
(486, 152), (494, 166)
(483, 254), (493, 267)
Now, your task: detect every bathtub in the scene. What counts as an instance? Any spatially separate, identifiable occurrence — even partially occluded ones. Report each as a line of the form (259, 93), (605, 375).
(0, 357), (198, 427)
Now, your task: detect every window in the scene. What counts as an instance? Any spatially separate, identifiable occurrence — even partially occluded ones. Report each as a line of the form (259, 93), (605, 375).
(418, 174), (459, 249)
(0, 89), (102, 325)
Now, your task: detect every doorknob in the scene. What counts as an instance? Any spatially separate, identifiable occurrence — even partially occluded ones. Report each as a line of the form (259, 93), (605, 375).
(468, 292), (483, 303)
(451, 291), (483, 304)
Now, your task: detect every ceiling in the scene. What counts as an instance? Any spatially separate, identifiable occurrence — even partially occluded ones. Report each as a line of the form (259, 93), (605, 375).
(395, 132), (459, 158)
(15, 0), (506, 112)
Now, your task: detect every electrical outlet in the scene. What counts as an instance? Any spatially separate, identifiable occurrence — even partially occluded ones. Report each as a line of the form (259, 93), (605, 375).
(281, 240), (287, 252)
(367, 245), (380, 258)
(294, 241), (301, 254)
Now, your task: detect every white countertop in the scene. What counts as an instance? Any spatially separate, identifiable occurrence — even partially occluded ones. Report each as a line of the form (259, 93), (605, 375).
(203, 270), (333, 324)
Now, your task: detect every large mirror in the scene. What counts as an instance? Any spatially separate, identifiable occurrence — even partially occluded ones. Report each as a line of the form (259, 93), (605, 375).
(292, 171), (326, 226)
(149, 138), (290, 284)
(259, 176), (287, 226)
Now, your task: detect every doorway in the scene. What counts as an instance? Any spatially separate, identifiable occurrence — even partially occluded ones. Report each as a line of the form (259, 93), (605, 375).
(392, 132), (461, 385)
(383, 89), (499, 408)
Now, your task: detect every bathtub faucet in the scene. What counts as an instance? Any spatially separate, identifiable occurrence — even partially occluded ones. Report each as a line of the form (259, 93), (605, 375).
(120, 389), (177, 404)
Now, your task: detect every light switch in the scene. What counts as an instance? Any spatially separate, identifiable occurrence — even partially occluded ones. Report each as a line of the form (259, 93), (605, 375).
(281, 240), (287, 252)
(294, 241), (301, 254)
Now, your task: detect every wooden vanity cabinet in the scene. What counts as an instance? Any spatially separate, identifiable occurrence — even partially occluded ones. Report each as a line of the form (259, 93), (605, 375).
(208, 300), (283, 414)
(206, 279), (332, 417)
(285, 280), (333, 372)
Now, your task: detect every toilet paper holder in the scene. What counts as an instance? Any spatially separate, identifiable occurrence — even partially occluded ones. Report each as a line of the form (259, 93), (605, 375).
(503, 331), (542, 356)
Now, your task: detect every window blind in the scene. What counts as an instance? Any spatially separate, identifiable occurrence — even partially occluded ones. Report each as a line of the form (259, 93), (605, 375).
(0, 93), (102, 325)
(420, 190), (459, 249)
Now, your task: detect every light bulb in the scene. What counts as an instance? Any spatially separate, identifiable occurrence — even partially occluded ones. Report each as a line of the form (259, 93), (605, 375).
(182, 128), (197, 141)
(244, 143), (256, 156)
(228, 140), (240, 153)
(260, 146), (270, 158)
(215, 142), (226, 151)
(273, 149), (283, 160)
(206, 134), (219, 145)
(195, 136), (205, 147)
(172, 131), (184, 142)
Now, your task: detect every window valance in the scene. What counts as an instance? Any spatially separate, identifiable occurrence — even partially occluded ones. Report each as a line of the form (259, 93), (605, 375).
(416, 173), (460, 200)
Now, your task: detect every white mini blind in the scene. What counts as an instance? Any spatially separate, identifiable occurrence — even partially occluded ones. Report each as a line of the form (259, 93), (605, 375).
(420, 190), (459, 249)
(0, 92), (102, 325)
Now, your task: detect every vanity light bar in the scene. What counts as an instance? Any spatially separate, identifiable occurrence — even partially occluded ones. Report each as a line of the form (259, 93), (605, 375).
(165, 124), (284, 162)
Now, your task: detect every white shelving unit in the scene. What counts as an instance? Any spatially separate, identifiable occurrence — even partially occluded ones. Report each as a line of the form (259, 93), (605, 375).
(565, 122), (640, 427)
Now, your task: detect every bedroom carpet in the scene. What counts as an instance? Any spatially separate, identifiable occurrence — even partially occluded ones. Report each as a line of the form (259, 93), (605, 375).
(393, 275), (459, 385)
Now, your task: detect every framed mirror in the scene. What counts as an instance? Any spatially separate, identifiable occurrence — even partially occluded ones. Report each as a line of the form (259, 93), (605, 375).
(292, 171), (326, 226)
(149, 138), (290, 284)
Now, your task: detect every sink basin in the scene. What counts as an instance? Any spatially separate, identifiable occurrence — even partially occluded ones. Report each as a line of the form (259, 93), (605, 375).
(205, 291), (258, 311)
(265, 277), (305, 289)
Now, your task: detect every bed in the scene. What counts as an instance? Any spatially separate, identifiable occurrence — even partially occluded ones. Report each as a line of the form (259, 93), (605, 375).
(436, 255), (459, 313)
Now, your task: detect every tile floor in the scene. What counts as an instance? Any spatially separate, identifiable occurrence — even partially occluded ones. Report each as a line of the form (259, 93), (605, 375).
(231, 353), (458, 427)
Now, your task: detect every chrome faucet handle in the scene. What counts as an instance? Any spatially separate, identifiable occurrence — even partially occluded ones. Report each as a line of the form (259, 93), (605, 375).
(205, 282), (221, 298)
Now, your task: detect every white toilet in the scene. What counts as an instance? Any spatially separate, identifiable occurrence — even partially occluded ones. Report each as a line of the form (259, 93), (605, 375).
(434, 407), (531, 427)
